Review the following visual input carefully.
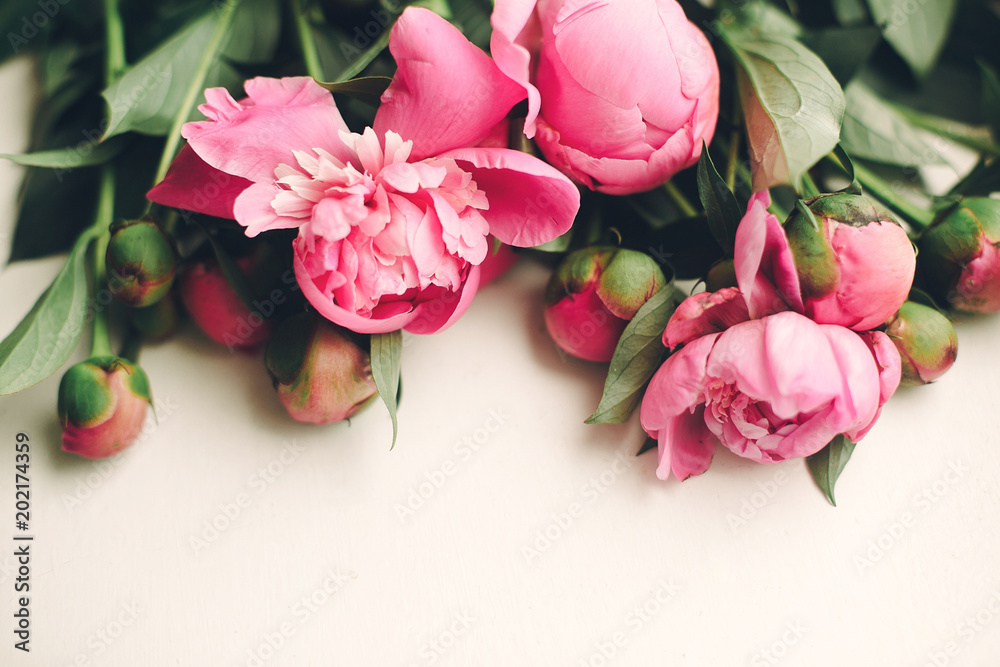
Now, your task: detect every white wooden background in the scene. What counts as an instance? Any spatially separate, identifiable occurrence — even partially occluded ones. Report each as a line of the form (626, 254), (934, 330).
(2, 57), (1000, 667)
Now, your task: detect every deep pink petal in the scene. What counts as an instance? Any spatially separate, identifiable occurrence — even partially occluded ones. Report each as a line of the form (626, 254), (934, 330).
(734, 191), (802, 318)
(847, 330), (902, 441)
(664, 287), (750, 350)
(654, 408), (717, 481)
(146, 144), (251, 219)
(440, 146), (579, 247)
(640, 333), (717, 432)
(489, 0), (542, 137)
(817, 323), (882, 440)
(183, 77), (352, 183)
(403, 266), (482, 335)
(374, 8), (526, 161)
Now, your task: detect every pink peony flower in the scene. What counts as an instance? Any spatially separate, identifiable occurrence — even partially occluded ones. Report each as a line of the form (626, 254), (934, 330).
(490, 0), (720, 194)
(148, 8), (579, 334)
(735, 191), (915, 331)
(640, 311), (901, 481)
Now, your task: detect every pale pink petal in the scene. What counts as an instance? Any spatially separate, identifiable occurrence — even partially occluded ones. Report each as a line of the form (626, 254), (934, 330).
(734, 191), (803, 317)
(640, 333), (717, 432)
(489, 0), (543, 137)
(233, 182), (304, 237)
(374, 8), (526, 161)
(664, 287), (750, 350)
(440, 146), (579, 247)
(182, 77), (353, 183)
(147, 144), (251, 219)
(847, 330), (902, 441)
(654, 408), (717, 481)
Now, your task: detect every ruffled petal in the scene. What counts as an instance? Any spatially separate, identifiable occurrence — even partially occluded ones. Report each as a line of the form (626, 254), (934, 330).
(664, 287), (750, 350)
(640, 333), (717, 432)
(489, 0), (542, 137)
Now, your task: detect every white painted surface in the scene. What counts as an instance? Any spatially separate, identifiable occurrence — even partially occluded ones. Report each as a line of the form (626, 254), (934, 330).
(1, 57), (1000, 667)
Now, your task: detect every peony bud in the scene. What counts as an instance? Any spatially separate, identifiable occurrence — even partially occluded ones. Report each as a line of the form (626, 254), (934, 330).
(884, 302), (958, 386)
(179, 255), (274, 350)
(544, 246), (667, 362)
(57, 356), (152, 459)
(918, 198), (1000, 313)
(106, 219), (177, 307)
(265, 313), (378, 424)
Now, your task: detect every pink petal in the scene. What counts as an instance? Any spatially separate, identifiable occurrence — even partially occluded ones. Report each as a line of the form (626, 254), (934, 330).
(374, 8), (526, 161)
(489, 0), (542, 137)
(233, 181), (306, 237)
(440, 146), (579, 247)
(816, 323), (882, 440)
(404, 265), (482, 335)
(847, 330), (902, 441)
(639, 333), (717, 433)
(734, 191), (803, 318)
(146, 144), (251, 219)
(664, 287), (750, 350)
(654, 408), (717, 481)
(182, 77), (353, 183)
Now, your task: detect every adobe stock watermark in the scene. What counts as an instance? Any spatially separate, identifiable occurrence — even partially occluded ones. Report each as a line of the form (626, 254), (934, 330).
(221, 269), (300, 352)
(61, 395), (181, 512)
(394, 408), (509, 523)
(920, 590), (1000, 667)
(577, 578), (681, 667)
(190, 439), (306, 554)
(239, 567), (357, 667)
(748, 621), (808, 666)
(853, 460), (966, 575)
(404, 610), (477, 667)
(7, 0), (71, 54)
(521, 448), (634, 564)
(56, 601), (142, 667)
(725, 469), (791, 532)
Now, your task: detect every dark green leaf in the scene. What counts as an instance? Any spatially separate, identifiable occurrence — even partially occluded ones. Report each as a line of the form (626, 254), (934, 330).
(832, 0), (869, 26)
(841, 79), (945, 167)
(0, 229), (97, 395)
(448, 0), (493, 49)
(532, 228), (572, 253)
(831, 144), (862, 195)
(806, 434), (856, 505)
(979, 60), (1000, 135)
(316, 76), (393, 106)
(586, 286), (677, 425)
(0, 139), (126, 169)
(801, 25), (881, 86)
(331, 25), (392, 82)
(202, 231), (259, 310)
(371, 330), (403, 448)
(637, 436), (656, 456)
(722, 28), (845, 191)
(223, 0), (281, 65)
(696, 142), (741, 256)
(866, 0), (957, 78)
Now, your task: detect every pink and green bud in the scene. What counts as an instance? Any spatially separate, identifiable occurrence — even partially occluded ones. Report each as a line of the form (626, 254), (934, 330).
(544, 246), (666, 362)
(57, 356), (152, 459)
(884, 302), (958, 386)
(265, 313), (377, 424)
(179, 254), (274, 350)
(919, 198), (1000, 313)
(106, 219), (177, 307)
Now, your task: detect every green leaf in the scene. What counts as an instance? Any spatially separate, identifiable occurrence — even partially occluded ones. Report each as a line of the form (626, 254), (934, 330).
(586, 285), (677, 425)
(723, 29), (846, 191)
(223, 0), (281, 65)
(531, 228), (573, 253)
(637, 436), (656, 456)
(370, 330), (402, 448)
(331, 26), (392, 83)
(866, 0), (957, 78)
(806, 434), (856, 506)
(841, 79), (945, 167)
(802, 25), (882, 86)
(831, 144), (863, 195)
(101, 11), (242, 138)
(832, 0), (870, 26)
(696, 142), (741, 256)
(201, 232), (259, 310)
(0, 229), (97, 395)
(979, 59), (1000, 135)
(316, 76), (393, 106)
(0, 139), (126, 170)
(448, 0), (493, 49)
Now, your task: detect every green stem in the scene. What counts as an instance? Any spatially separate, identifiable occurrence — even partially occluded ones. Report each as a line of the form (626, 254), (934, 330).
(291, 0), (325, 80)
(151, 0), (239, 187)
(848, 160), (935, 230)
(119, 329), (143, 363)
(800, 171), (821, 198)
(724, 130), (740, 192)
(90, 168), (117, 358)
(663, 180), (699, 218)
(104, 0), (127, 84)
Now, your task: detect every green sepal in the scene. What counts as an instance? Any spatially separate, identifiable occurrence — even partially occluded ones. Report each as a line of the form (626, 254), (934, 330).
(806, 434), (856, 506)
(370, 330), (402, 448)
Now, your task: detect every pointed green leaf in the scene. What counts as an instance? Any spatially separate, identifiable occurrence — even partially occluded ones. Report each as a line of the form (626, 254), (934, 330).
(696, 142), (741, 256)
(0, 139), (126, 169)
(370, 330), (402, 448)
(586, 285), (677, 425)
(806, 434), (856, 505)
(831, 144), (862, 195)
(866, 0), (957, 78)
(722, 29), (845, 191)
(223, 0), (281, 65)
(979, 59), (1000, 136)
(316, 76), (393, 106)
(637, 436), (656, 456)
(0, 228), (98, 395)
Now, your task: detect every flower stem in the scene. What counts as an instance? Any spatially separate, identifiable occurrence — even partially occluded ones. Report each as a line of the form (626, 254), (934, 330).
(663, 180), (699, 218)
(800, 171), (821, 198)
(90, 167), (117, 358)
(291, 0), (325, 81)
(151, 0), (239, 188)
(103, 0), (126, 84)
(847, 160), (935, 230)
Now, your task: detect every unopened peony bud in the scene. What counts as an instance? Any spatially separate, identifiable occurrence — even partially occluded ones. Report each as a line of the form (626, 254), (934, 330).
(57, 356), (152, 459)
(179, 255), (274, 350)
(919, 198), (1000, 313)
(781, 193), (915, 330)
(884, 302), (958, 386)
(265, 313), (377, 424)
(106, 219), (177, 307)
(544, 246), (666, 362)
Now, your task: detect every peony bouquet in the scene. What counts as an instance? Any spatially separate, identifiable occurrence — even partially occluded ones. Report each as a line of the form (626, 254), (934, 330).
(1, 0), (997, 503)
